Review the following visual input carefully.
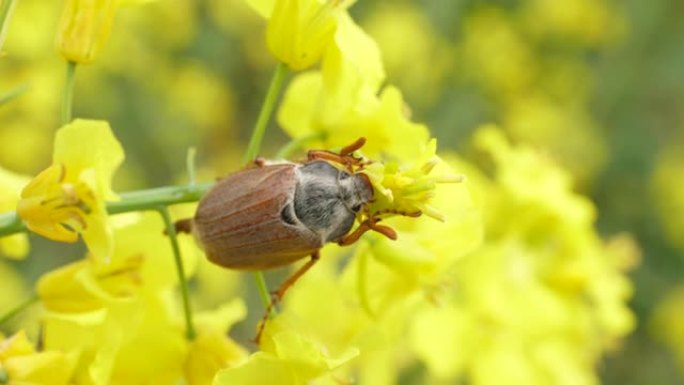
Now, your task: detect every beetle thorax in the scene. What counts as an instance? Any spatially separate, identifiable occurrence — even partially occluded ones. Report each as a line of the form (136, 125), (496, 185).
(293, 161), (372, 243)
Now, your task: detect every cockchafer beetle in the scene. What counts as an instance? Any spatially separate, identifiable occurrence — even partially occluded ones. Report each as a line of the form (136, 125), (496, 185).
(176, 138), (407, 341)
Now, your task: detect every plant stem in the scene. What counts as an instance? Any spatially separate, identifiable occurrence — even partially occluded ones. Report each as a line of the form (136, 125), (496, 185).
(186, 147), (197, 186)
(253, 270), (276, 318)
(0, 293), (39, 327)
(0, 182), (214, 237)
(107, 182), (213, 214)
(0, 83), (29, 106)
(0, 212), (24, 237)
(242, 62), (290, 314)
(242, 62), (289, 163)
(157, 205), (196, 340)
(0, 0), (17, 51)
(61, 61), (77, 125)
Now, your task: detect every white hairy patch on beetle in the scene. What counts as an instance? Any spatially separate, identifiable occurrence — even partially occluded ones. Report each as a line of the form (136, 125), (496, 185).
(293, 163), (361, 244)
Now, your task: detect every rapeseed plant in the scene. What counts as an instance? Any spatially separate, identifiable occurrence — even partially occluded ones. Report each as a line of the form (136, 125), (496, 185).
(0, 0), (646, 384)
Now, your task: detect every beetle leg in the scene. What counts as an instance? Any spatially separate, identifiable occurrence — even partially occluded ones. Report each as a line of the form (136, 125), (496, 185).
(307, 150), (359, 172)
(307, 138), (367, 172)
(338, 216), (398, 246)
(338, 220), (372, 246)
(254, 251), (321, 344)
(273, 250), (320, 300)
(368, 221), (398, 240)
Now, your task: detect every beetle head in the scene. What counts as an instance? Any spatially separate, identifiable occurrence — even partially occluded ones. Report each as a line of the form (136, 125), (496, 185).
(337, 170), (373, 214)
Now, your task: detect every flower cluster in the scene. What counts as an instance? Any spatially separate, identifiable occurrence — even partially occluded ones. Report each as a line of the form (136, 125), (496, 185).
(0, 0), (645, 384)
(409, 127), (638, 384)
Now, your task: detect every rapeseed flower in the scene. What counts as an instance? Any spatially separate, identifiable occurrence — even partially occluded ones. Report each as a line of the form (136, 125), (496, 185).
(363, 139), (464, 222)
(279, 74), (429, 161)
(214, 317), (358, 385)
(185, 300), (248, 385)
(246, 0), (354, 70)
(56, 0), (119, 64)
(408, 126), (637, 385)
(0, 330), (76, 385)
(0, 167), (30, 259)
(38, 213), (199, 385)
(17, 119), (124, 262)
(652, 287), (684, 372)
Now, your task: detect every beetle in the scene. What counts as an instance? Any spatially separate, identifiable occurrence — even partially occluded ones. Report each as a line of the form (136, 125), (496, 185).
(176, 138), (399, 341)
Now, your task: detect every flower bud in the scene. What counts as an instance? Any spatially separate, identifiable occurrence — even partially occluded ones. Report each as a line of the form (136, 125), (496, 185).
(56, 0), (119, 64)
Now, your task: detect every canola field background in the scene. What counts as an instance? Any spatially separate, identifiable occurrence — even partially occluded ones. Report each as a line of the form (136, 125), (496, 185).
(0, 0), (683, 384)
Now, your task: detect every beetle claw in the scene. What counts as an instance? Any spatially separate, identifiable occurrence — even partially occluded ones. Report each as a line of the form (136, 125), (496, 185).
(338, 214), (400, 245)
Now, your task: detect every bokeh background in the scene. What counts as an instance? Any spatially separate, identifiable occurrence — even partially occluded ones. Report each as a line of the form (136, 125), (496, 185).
(0, 0), (683, 384)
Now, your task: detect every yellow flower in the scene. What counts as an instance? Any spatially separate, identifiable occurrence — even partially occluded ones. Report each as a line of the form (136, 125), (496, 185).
(363, 139), (464, 222)
(652, 286), (684, 372)
(345, 155), (482, 314)
(502, 94), (607, 184)
(406, 125), (637, 384)
(37, 256), (142, 314)
(185, 300), (248, 385)
(462, 7), (536, 97)
(214, 318), (358, 385)
(0, 330), (76, 385)
(37, 212), (199, 385)
(17, 119), (124, 262)
(56, 0), (119, 64)
(279, 74), (429, 160)
(37, 212), (198, 312)
(0, 167), (30, 259)
(521, 0), (626, 47)
(361, 4), (454, 108)
(247, 0), (354, 70)
(320, 12), (384, 110)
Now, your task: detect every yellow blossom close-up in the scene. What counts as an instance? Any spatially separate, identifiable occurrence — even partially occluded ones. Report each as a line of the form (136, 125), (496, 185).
(16, 119), (124, 262)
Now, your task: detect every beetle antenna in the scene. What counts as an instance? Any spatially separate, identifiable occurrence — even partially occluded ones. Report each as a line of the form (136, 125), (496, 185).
(339, 137), (366, 155)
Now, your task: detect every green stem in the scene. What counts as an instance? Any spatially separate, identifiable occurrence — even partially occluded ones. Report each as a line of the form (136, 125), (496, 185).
(0, 212), (24, 237)
(242, 62), (290, 313)
(242, 62), (289, 163)
(157, 206), (196, 340)
(108, 182), (213, 214)
(253, 271), (275, 318)
(186, 147), (197, 186)
(0, 83), (29, 106)
(0, 0), (17, 51)
(0, 293), (39, 326)
(61, 61), (77, 125)
(0, 182), (214, 237)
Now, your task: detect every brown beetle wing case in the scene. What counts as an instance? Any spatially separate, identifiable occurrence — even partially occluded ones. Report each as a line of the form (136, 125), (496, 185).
(194, 164), (323, 270)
